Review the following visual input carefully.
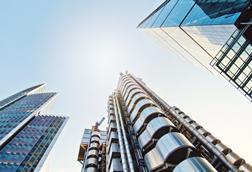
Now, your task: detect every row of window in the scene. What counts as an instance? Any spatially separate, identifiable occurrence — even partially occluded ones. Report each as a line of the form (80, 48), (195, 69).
(0, 116), (65, 171)
(139, 0), (250, 28)
(214, 30), (252, 98)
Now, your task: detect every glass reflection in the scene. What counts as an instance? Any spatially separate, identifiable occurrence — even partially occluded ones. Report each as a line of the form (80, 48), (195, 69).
(152, 0), (178, 28)
(182, 0), (250, 26)
(162, 0), (195, 27)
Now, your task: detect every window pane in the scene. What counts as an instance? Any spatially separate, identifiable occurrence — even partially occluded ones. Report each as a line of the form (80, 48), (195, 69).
(153, 0), (178, 27)
(182, 0), (250, 26)
(162, 0), (195, 27)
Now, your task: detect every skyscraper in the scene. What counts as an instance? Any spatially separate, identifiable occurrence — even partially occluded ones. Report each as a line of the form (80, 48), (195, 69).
(138, 0), (252, 100)
(0, 84), (68, 172)
(78, 72), (252, 172)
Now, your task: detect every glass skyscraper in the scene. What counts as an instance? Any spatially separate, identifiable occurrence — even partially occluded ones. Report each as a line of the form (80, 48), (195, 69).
(138, 0), (252, 101)
(0, 84), (68, 172)
(77, 72), (252, 172)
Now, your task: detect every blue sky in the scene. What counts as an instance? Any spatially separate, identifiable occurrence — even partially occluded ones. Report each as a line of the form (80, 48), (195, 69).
(0, 0), (251, 171)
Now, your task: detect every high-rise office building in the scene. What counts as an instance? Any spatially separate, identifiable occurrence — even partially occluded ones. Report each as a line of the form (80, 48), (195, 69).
(78, 72), (252, 172)
(0, 84), (68, 172)
(138, 0), (252, 100)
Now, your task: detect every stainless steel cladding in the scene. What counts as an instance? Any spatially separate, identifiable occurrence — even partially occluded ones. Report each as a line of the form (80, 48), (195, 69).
(170, 106), (250, 171)
(79, 72), (251, 172)
(120, 72), (251, 172)
(144, 132), (206, 171)
(137, 117), (177, 153)
(78, 125), (107, 172)
(85, 167), (97, 172)
(83, 132), (100, 171)
(86, 157), (98, 167)
(173, 157), (217, 172)
(127, 93), (147, 112)
(106, 96), (123, 172)
(133, 106), (165, 134)
(117, 74), (217, 172)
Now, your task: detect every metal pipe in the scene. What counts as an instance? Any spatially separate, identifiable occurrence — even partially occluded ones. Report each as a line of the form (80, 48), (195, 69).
(129, 74), (237, 171)
(83, 131), (100, 172)
(113, 94), (128, 172)
(115, 94), (135, 172)
(169, 107), (237, 172)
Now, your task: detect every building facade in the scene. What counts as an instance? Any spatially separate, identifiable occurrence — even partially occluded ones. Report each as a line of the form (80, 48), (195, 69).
(138, 0), (252, 100)
(78, 73), (252, 172)
(0, 84), (68, 172)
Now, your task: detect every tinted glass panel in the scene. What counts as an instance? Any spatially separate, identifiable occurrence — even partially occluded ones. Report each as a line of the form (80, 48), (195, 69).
(162, 0), (195, 27)
(142, 5), (165, 28)
(0, 116), (66, 171)
(182, 0), (250, 26)
(152, 0), (178, 28)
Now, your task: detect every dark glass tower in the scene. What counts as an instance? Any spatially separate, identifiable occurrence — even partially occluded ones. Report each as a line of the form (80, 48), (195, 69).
(138, 0), (252, 101)
(0, 84), (68, 172)
(78, 72), (252, 172)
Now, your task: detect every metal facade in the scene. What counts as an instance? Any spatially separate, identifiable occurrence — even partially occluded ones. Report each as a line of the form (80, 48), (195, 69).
(78, 73), (251, 171)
